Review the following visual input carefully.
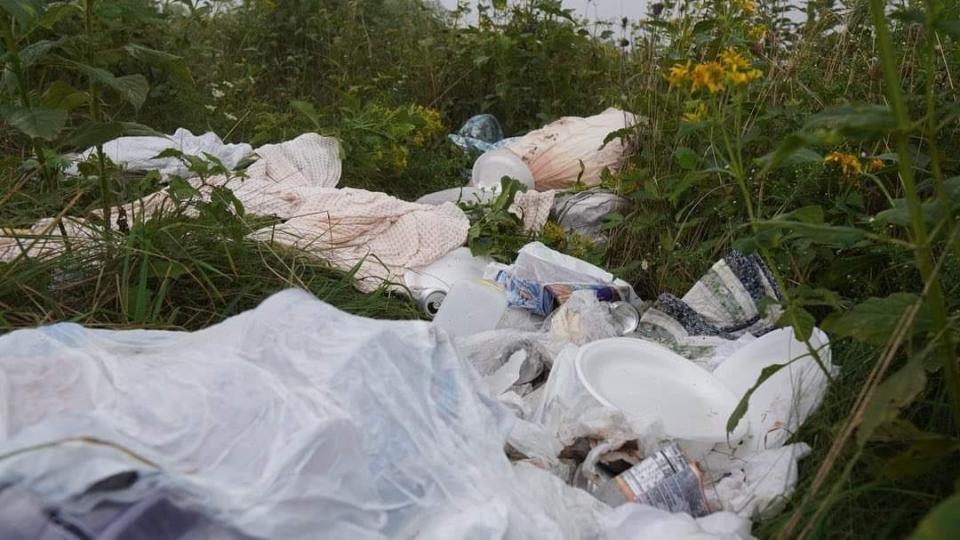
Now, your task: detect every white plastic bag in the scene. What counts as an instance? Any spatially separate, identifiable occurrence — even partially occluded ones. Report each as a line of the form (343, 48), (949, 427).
(0, 290), (572, 539)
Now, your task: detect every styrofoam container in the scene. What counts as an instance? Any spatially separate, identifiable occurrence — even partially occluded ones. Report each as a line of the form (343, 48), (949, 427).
(575, 338), (749, 459)
(713, 327), (832, 455)
(470, 149), (535, 190)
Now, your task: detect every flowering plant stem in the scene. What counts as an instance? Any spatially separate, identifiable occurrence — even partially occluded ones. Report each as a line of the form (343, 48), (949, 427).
(869, 0), (960, 430)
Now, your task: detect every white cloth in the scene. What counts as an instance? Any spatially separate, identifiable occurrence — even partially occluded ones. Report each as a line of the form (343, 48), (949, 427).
(1, 134), (468, 292)
(505, 108), (637, 190)
(68, 127), (252, 178)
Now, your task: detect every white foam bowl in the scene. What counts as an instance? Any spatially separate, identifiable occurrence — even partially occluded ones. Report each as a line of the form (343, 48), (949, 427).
(575, 338), (748, 459)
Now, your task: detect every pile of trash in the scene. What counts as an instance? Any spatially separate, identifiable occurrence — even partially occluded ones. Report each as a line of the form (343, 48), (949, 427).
(0, 110), (836, 539)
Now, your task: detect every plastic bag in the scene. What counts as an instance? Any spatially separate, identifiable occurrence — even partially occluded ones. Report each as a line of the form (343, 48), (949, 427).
(0, 290), (574, 539)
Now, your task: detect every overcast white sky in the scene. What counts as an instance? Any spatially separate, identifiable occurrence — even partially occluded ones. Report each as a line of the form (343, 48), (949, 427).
(436, 0), (649, 22)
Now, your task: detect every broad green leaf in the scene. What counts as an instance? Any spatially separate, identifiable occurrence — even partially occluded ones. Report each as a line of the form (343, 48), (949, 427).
(869, 418), (941, 442)
(669, 171), (707, 203)
(787, 285), (843, 309)
(875, 199), (941, 228)
(823, 292), (932, 346)
(779, 205), (824, 224)
(0, 105), (66, 140)
(857, 360), (927, 446)
(18, 38), (63, 66)
(777, 304), (815, 341)
(673, 146), (698, 170)
(911, 492), (960, 540)
(804, 104), (896, 139)
(64, 61), (149, 109)
(0, 0), (43, 29)
(37, 2), (79, 29)
(40, 80), (88, 110)
(123, 44), (191, 81)
(291, 100), (322, 128)
(880, 439), (960, 480)
(727, 363), (788, 436)
(756, 132), (820, 175)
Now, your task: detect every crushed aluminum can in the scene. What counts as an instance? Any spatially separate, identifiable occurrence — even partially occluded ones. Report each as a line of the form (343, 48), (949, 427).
(417, 289), (446, 319)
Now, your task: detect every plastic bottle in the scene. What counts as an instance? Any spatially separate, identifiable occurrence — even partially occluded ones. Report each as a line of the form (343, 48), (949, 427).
(470, 149), (535, 190)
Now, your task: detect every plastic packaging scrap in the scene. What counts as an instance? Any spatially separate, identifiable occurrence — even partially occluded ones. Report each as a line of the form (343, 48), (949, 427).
(632, 250), (786, 367)
(2, 133), (468, 293)
(67, 127), (253, 179)
(548, 290), (623, 345)
(487, 241), (636, 316)
(447, 113), (521, 154)
(554, 189), (630, 245)
(503, 107), (637, 190)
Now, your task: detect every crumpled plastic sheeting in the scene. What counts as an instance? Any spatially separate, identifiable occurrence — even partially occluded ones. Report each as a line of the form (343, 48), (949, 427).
(0, 289), (583, 539)
(504, 108), (637, 190)
(68, 127), (253, 179)
(554, 189), (630, 244)
(603, 504), (754, 540)
(548, 290), (621, 346)
(447, 114), (521, 154)
(708, 444), (811, 521)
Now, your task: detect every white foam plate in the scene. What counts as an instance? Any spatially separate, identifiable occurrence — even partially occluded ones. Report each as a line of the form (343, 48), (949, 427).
(575, 338), (748, 455)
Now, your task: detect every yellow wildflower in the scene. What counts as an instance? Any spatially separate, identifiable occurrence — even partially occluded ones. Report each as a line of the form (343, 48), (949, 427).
(386, 144), (408, 174)
(412, 105), (444, 146)
(825, 152), (863, 177)
(868, 158), (884, 172)
(667, 61), (693, 87)
(748, 24), (767, 41)
(541, 222), (566, 246)
(720, 48), (750, 72)
(691, 62), (726, 93)
(683, 101), (708, 123)
(721, 48), (763, 86)
(734, 0), (757, 14)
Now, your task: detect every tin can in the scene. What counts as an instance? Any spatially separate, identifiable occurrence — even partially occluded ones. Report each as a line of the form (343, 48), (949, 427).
(596, 443), (710, 516)
(417, 289), (447, 319)
(608, 301), (640, 334)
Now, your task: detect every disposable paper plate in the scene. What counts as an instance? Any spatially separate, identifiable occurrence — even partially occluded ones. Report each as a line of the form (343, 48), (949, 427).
(713, 327), (832, 454)
(575, 338), (748, 457)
